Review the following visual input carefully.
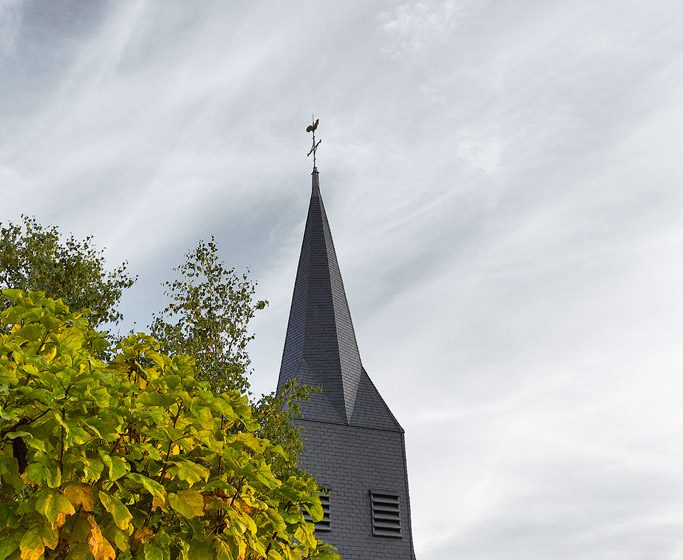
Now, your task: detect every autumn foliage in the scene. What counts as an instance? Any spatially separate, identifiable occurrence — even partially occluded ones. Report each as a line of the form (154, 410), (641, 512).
(0, 290), (337, 560)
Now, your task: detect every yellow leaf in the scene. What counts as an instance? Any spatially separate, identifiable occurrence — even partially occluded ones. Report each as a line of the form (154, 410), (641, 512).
(133, 527), (154, 544)
(19, 528), (44, 560)
(56, 512), (68, 528)
(234, 498), (254, 516)
(99, 491), (133, 531)
(151, 495), (167, 512)
(64, 483), (97, 511)
(86, 516), (116, 560)
(40, 344), (57, 362)
(168, 489), (204, 519)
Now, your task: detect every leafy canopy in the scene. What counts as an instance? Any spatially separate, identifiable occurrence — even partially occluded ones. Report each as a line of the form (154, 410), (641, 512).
(0, 217), (134, 327)
(0, 219), (322, 532)
(0, 290), (337, 560)
(150, 238), (266, 395)
(150, 240), (317, 479)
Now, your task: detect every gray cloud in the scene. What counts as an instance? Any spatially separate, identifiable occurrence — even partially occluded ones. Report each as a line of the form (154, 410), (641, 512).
(2, 1), (683, 558)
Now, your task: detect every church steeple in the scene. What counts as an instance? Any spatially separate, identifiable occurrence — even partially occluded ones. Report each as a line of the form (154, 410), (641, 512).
(276, 145), (415, 559)
(278, 168), (402, 431)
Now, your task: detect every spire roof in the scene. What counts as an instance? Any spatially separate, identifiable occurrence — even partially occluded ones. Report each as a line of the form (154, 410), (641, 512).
(277, 168), (402, 431)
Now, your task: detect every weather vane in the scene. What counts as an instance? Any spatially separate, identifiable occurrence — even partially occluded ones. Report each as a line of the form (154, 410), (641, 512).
(306, 115), (321, 168)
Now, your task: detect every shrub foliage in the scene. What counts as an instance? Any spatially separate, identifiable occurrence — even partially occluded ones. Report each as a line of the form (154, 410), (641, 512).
(0, 290), (337, 560)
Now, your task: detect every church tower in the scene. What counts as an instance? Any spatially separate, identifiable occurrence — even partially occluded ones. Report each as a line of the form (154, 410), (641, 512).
(277, 165), (416, 559)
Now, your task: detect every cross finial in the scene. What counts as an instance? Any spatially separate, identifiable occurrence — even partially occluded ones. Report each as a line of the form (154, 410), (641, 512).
(306, 115), (322, 168)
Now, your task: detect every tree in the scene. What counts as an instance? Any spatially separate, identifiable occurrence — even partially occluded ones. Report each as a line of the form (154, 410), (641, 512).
(0, 220), (321, 532)
(252, 381), (318, 480)
(150, 240), (316, 479)
(0, 216), (135, 327)
(150, 238), (264, 395)
(0, 289), (338, 560)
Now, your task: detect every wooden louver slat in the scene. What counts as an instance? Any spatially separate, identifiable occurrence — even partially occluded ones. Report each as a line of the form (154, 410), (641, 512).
(370, 491), (401, 538)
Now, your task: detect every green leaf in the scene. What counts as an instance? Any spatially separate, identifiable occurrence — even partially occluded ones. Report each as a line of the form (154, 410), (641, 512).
(169, 460), (210, 487)
(40, 524), (59, 550)
(138, 392), (176, 407)
(23, 435), (47, 453)
(99, 491), (133, 531)
(187, 539), (212, 560)
(212, 539), (232, 560)
(225, 432), (262, 452)
(26, 458), (61, 488)
(5, 430), (31, 440)
(82, 457), (104, 483)
(40, 314), (63, 330)
(144, 543), (164, 560)
(101, 454), (129, 481)
(66, 425), (90, 446)
(36, 489), (75, 525)
(0, 533), (19, 560)
(107, 525), (129, 552)
(127, 473), (166, 498)
(16, 324), (43, 342)
(0, 456), (22, 491)
(303, 500), (323, 523)
(25, 463), (44, 485)
(168, 489), (204, 519)
(2, 288), (22, 302)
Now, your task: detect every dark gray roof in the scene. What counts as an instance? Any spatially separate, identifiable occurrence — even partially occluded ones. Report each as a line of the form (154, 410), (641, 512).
(278, 168), (402, 432)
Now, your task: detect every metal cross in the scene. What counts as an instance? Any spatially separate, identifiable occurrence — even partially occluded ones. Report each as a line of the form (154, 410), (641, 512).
(306, 115), (322, 168)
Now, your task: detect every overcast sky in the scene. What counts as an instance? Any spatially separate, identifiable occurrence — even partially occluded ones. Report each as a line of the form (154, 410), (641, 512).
(3, 1), (683, 558)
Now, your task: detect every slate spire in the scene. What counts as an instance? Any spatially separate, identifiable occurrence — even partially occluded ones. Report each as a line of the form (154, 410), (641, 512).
(278, 167), (363, 423)
(278, 168), (402, 431)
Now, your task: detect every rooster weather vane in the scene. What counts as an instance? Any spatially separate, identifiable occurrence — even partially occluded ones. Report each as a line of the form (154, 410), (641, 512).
(306, 116), (321, 168)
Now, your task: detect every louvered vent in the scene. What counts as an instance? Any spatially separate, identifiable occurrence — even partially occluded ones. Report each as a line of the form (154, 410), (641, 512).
(370, 491), (401, 538)
(304, 493), (331, 532)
